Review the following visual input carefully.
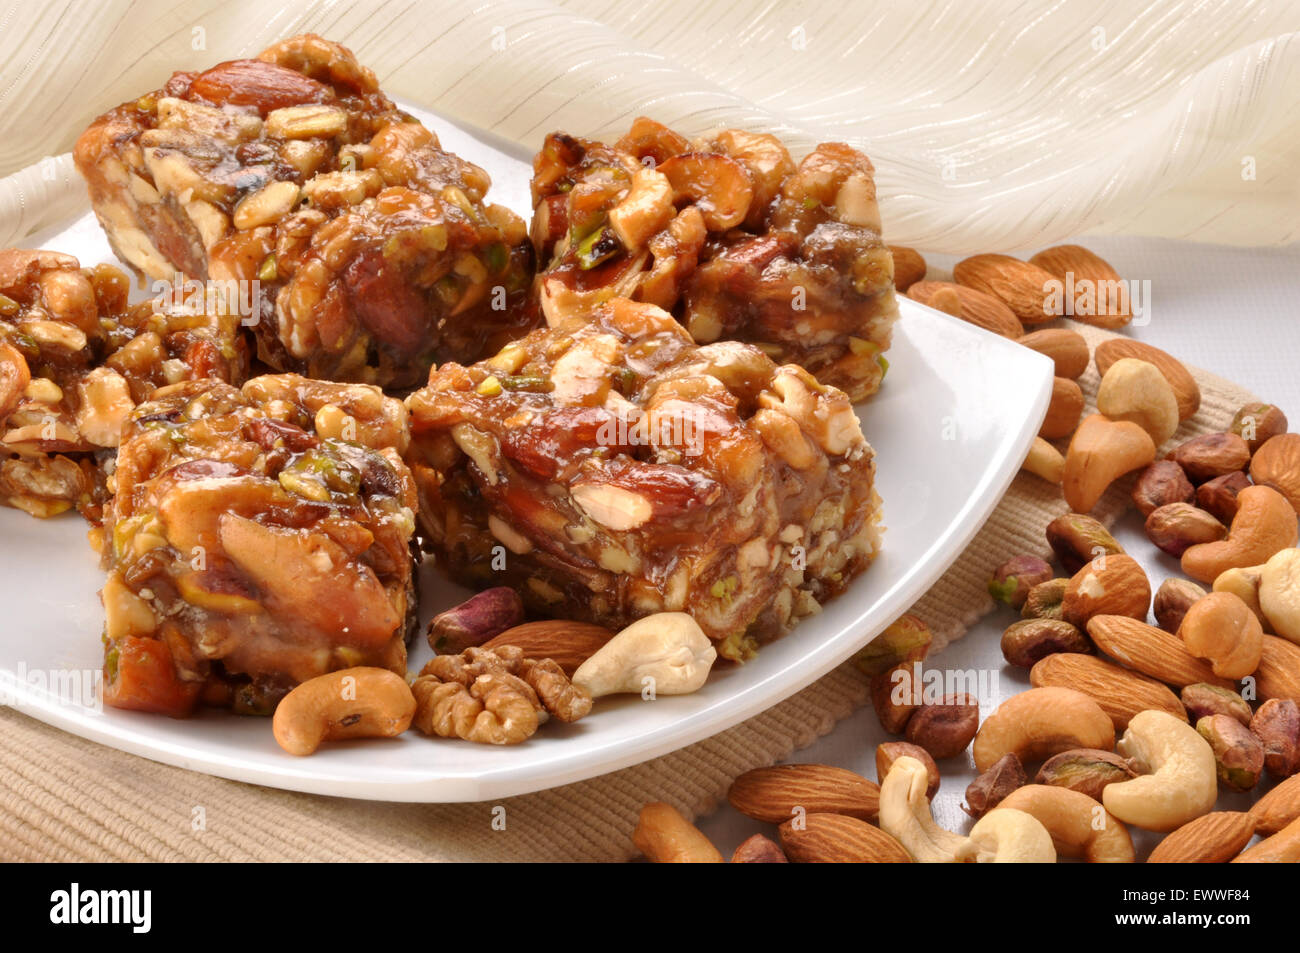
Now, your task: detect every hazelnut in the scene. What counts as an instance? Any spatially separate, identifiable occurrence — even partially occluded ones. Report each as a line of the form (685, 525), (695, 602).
(1132, 460), (1195, 517)
(1181, 682), (1253, 727)
(1035, 748), (1138, 801)
(987, 555), (1054, 610)
(1197, 714), (1265, 792)
(1170, 432), (1251, 484)
(1196, 471), (1252, 524)
(1046, 513), (1125, 575)
(731, 834), (789, 863)
(1250, 698), (1300, 778)
(1021, 577), (1070, 620)
(1231, 402), (1288, 453)
(1144, 502), (1227, 557)
(962, 753), (1027, 819)
(904, 693), (980, 759)
(854, 614), (933, 677)
(876, 741), (940, 798)
(1153, 577), (1208, 633)
(1000, 618), (1092, 669)
(870, 663), (919, 734)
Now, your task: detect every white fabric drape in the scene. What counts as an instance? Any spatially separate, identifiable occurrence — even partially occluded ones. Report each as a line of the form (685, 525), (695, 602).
(1, 0), (1297, 251)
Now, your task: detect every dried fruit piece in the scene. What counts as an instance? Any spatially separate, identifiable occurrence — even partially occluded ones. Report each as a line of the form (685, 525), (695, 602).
(962, 753), (1027, 819)
(988, 556), (1054, 610)
(1046, 513), (1125, 575)
(1036, 748), (1138, 801)
(1000, 618), (1091, 668)
(1197, 714), (1264, 791)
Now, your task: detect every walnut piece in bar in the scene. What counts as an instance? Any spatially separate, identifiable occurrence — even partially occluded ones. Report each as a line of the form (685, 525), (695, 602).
(406, 297), (881, 662)
(99, 374), (417, 717)
(0, 248), (247, 521)
(75, 33), (536, 389)
(530, 118), (898, 402)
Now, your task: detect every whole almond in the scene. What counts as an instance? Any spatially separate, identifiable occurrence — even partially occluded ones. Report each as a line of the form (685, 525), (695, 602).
(1041, 377), (1085, 439)
(1086, 615), (1232, 688)
(1232, 815), (1300, 863)
(728, 764), (879, 823)
(1250, 433), (1300, 514)
(1029, 244), (1131, 330)
(907, 280), (1023, 338)
(1095, 338), (1200, 421)
(778, 813), (911, 863)
(1256, 634), (1300, 704)
(1018, 328), (1090, 379)
(889, 245), (926, 291)
(1030, 652), (1186, 729)
(1062, 554), (1151, 628)
(953, 254), (1061, 326)
(1148, 812), (1255, 863)
(1248, 772), (1300, 834)
(482, 620), (614, 675)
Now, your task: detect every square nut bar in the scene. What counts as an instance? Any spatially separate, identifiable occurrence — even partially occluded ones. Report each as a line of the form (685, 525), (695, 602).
(75, 33), (536, 389)
(530, 118), (899, 402)
(0, 248), (247, 521)
(99, 374), (417, 716)
(406, 297), (881, 662)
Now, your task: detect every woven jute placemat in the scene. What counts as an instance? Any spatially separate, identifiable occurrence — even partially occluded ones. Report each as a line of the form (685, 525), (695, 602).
(0, 321), (1258, 861)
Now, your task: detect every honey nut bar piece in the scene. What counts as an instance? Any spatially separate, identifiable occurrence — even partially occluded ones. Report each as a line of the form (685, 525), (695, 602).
(75, 33), (536, 389)
(530, 118), (898, 402)
(406, 296), (881, 662)
(99, 374), (417, 717)
(0, 248), (247, 521)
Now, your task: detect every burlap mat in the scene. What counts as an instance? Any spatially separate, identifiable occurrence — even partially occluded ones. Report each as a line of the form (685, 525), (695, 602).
(0, 321), (1258, 861)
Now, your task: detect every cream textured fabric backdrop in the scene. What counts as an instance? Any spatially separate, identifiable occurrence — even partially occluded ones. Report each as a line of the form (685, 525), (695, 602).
(0, 0), (1297, 249)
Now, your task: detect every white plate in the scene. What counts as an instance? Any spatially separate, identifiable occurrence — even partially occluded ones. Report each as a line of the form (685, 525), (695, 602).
(0, 106), (1053, 802)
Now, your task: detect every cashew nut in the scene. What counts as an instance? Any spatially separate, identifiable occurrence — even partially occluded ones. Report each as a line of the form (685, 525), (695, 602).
(1102, 709), (1218, 832)
(954, 808), (1056, 863)
(1213, 563), (1271, 631)
(1096, 358), (1180, 445)
(1259, 547), (1300, 644)
(1021, 436), (1064, 485)
(1063, 415), (1157, 513)
(878, 755), (966, 863)
(999, 784), (1136, 863)
(1181, 485), (1299, 584)
(1176, 590), (1263, 679)
(572, 612), (716, 698)
(272, 667), (415, 756)
(632, 802), (724, 863)
(972, 687), (1115, 773)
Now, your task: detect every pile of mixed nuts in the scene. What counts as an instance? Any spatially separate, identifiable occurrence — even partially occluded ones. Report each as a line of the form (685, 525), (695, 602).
(631, 245), (1300, 863)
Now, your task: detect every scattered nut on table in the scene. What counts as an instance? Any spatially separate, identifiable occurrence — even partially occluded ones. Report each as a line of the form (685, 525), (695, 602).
(1102, 709), (1218, 832)
(954, 807), (1056, 863)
